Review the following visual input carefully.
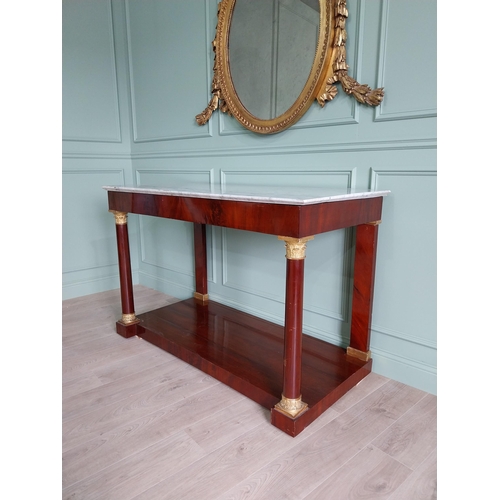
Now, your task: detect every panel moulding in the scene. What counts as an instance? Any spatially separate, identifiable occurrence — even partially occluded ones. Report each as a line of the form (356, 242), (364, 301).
(220, 227), (284, 304)
(371, 345), (436, 395)
(368, 167), (437, 358)
(138, 270), (198, 300)
(374, 0), (437, 122)
(372, 344), (436, 373)
(220, 168), (355, 190)
(371, 323), (437, 350)
(62, 168), (126, 274)
(62, 168), (126, 176)
(63, 153), (133, 160)
(125, 0), (213, 143)
(63, 0), (122, 143)
(138, 230), (215, 280)
(135, 168), (214, 187)
(370, 168), (437, 189)
(127, 138), (437, 161)
(220, 169), (355, 322)
(135, 168), (216, 281)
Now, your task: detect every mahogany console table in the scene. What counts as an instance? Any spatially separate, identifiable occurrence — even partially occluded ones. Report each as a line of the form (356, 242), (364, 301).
(105, 184), (389, 437)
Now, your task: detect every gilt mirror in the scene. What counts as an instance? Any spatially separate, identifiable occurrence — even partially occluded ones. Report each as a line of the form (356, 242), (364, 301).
(196, 0), (384, 134)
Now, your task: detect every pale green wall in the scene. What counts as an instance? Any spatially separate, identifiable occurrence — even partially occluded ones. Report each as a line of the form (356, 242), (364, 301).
(62, 0), (437, 394)
(63, 0), (137, 297)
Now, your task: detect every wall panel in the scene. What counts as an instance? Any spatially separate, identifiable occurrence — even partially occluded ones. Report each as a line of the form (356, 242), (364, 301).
(62, 164), (136, 298)
(375, 0), (437, 121)
(369, 168), (436, 392)
(221, 168), (354, 331)
(370, 169), (437, 343)
(62, 0), (135, 299)
(134, 168), (215, 298)
(126, 0), (213, 142)
(62, 0), (121, 142)
(62, 0), (437, 394)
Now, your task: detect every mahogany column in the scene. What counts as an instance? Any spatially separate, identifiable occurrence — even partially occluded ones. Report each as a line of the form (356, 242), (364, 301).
(111, 210), (140, 338)
(193, 223), (209, 304)
(348, 221), (380, 361)
(274, 236), (314, 419)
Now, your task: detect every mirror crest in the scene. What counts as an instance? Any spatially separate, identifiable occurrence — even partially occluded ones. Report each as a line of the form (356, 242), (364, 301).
(196, 0), (384, 134)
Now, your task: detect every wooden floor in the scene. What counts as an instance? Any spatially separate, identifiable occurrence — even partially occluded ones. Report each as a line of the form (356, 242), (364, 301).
(62, 286), (437, 499)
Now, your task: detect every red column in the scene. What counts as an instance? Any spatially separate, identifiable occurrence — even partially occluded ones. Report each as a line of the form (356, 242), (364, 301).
(349, 222), (380, 360)
(111, 211), (139, 337)
(283, 258), (305, 400)
(193, 223), (208, 303)
(274, 236), (313, 419)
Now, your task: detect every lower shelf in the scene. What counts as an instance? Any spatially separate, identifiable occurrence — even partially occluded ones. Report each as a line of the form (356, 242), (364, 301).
(118, 298), (371, 437)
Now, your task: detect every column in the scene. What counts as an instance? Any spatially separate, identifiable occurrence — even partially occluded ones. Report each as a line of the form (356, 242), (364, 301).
(348, 221), (380, 361)
(274, 235), (314, 419)
(110, 210), (139, 337)
(193, 223), (209, 304)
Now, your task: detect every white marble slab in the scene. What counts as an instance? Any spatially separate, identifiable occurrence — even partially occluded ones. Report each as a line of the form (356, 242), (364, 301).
(103, 184), (390, 206)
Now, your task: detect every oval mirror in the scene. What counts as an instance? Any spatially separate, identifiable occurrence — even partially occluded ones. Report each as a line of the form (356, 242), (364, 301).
(229, 0), (321, 121)
(196, 0), (384, 134)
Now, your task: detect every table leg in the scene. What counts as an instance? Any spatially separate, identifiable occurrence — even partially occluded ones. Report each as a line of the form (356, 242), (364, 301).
(110, 210), (140, 338)
(274, 236), (314, 419)
(348, 221), (380, 361)
(193, 223), (209, 304)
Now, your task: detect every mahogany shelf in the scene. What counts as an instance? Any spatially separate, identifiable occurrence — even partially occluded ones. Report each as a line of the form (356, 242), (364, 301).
(131, 298), (371, 437)
(106, 184), (388, 437)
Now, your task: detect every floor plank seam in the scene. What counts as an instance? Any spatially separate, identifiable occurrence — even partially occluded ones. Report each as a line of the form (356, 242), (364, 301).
(376, 446), (416, 471)
(210, 405), (346, 499)
(62, 428), (196, 496)
(62, 351), (178, 399)
(62, 359), (181, 417)
(61, 379), (222, 455)
(62, 383), (241, 489)
(391, 391), (428, 421)
(61, 287), (436, 500)
(62, 341), (160, 382)
(302, 446), (370, 499)
(333, 377), (391, 416)
(131, 420), (274, 500)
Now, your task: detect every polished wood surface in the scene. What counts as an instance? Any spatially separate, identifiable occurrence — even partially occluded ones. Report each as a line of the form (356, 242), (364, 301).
(282, 258), (305, 401)
(134, 297), (371, 436)
(350, 223), (379, 353)
(62, 287), (436, 500)
(115, 222), (135, 316)
(107, 190), (383, 238)
(193, 223), (208, 297)
(107, 188), (386, 436)
(114, 219), (140, 338)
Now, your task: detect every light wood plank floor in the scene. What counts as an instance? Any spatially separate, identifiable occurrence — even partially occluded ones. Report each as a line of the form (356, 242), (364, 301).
(62, 286), (437, 499)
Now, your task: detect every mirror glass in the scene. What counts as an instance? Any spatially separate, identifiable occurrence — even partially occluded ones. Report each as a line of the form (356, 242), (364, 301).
(228, 0), (320, 120)
(196, 0), (384, 134)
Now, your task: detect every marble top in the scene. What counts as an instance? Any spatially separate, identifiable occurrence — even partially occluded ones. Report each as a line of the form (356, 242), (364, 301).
(103, 184), (390, 206)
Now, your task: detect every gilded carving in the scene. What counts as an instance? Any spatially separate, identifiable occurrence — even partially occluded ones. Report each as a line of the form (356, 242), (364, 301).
(195, 2), (229, 126)
(318, 0), (384, 108)
(110, 210), (128, 225)
(121, 313), (138, 325)
(275, 395), (308, 418)
(196, 0), (384, 134)
(278, 236), (314, 260)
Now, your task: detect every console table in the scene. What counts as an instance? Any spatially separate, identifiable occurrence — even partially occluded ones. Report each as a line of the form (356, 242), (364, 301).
(105, 184), (389, 437)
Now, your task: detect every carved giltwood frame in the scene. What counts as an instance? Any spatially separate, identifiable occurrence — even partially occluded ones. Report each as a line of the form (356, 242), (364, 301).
(196, 0), (384, 134)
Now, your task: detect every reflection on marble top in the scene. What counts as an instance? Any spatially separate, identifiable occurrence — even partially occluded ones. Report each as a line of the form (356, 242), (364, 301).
(103, 184), (390, 206)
